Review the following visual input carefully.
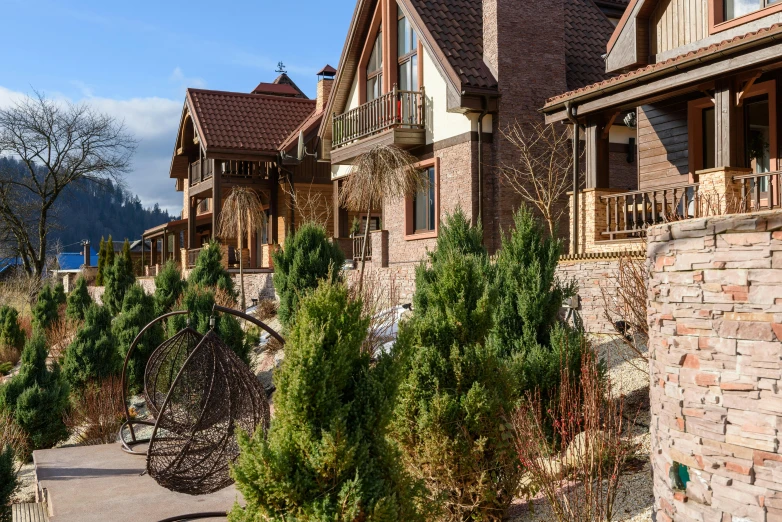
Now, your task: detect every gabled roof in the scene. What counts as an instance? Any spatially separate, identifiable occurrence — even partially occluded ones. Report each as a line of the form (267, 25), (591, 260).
(279, 109), (325, 153)
(407, 0), (497, 91)
(186, 89), (317, 155)
(251, 83), (303, 97)
(566, 0), (621, 90)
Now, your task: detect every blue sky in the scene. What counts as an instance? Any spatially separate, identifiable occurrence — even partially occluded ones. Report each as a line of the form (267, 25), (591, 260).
(0, 0), (354, 212)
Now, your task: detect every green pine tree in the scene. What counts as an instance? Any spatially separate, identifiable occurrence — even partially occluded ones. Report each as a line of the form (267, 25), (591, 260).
(0, 445), (17, 522)
(188, 241), (236, 299)
(66, 276), (93, 321)
(52, 282), (66, 306)
(96, 237), (106, 286)
(272, 222), (345, 328)
(153, 261), (185, 316)
(0, 306), (25, 354)
(103, 239), (135, 315)
(230, 280), (426, 522)
(62, 304), (120, 390)
(392, 211), (522, 521)
(31, 284), (59, 332)
(113, 284), (163, 394)
(0, 333), (69, 452)
(168, 285), (249, 364)
(106, 235), (115, 273)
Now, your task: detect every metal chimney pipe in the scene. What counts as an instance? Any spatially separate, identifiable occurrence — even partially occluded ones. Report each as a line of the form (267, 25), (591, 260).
(82, 240), (91, 267)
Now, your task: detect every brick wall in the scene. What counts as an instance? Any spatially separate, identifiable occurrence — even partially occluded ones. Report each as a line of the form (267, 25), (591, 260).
(556, 256), (627, 334)
(647, 210), (782, 522)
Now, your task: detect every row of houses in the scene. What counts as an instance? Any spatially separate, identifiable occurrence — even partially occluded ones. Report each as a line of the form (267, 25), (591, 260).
(144, 0), (782, 317)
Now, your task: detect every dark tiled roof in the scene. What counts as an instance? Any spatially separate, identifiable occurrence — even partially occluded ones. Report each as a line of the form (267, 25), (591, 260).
(251, 83), (302, 96)
(187, 89), (316, 154)
(317, 65), (337, 76)
(545, 22), (782, 108)
(565, 0), (618, 90)
(279, 109), (325, 152)
(408, 0), (498, 90)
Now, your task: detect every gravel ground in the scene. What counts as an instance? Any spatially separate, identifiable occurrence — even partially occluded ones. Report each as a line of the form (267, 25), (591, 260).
(510, 336), (653, 522)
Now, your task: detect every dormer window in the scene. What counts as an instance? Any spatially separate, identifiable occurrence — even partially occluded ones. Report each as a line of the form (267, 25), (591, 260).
(725, 0), (782, 20)
(366, 29), (383, 102)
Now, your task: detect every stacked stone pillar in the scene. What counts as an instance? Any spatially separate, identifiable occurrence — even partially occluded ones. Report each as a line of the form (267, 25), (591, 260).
(647, 211), (782, 522)
(696, 167), (751, 216)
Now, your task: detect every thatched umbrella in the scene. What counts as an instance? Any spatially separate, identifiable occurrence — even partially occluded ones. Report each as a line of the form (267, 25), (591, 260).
(218, 187), (265, 311)
(339, 145), (422, 292)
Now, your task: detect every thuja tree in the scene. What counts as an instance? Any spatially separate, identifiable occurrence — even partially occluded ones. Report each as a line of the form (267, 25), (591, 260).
(230, 281), (426, 522)
(31, 284), (59, 332)
(0, 306), (24, 354)
(491, 205), (582, 408)
(0, 333), (69, 451)
(0, 445), (16, 522)
(96, 237), (106, 286)
(66, 276), (92, 321)
(63, 304), (120, 390)
(188, 241), (236, 299)
(53, 282), (66, 306)
(113, 284), (163, 393)
(153, 261), (184, 315)
(103, 239), (135, 315)
(168, 285), (249, 364)
(272, 222), (344, 328)
(392, 211), (522, 521)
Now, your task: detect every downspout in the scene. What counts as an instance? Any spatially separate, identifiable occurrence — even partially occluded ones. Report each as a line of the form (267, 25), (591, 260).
(565, 101), (580, 256)
(477, 96), (490, 230)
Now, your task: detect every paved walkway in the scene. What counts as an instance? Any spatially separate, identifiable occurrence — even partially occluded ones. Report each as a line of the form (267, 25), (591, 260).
(33, 443), (241, 522)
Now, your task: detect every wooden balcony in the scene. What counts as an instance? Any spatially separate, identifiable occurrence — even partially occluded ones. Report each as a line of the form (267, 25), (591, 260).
(601, 184), (700, 240)
(189, 159), (270, 198)
(189, 159), (213, 187)
(331, 87), (426, 165)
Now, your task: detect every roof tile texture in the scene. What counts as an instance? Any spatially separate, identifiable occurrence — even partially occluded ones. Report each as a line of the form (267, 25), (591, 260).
(409, 0), (498, 90)
(566, 0), (618, 90)
(187, 89), (316, 153)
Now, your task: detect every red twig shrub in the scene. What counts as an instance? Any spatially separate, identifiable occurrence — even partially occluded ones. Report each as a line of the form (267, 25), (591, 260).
(513, 348), (636, 522)
(65, 377), (125, 446)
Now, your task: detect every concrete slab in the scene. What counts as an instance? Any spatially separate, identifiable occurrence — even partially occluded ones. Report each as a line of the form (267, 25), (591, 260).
(33, 443), (242, 522)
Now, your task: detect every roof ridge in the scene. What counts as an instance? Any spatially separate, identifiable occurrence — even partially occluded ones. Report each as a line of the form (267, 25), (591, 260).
(187, 88), (316, 104)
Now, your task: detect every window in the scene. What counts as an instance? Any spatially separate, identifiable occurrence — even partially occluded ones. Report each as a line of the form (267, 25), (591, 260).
(413, 167), (436, 233)
(397, 6), (419, 92)
(725, 0), (782, 20)
(366, 29), (383, 102)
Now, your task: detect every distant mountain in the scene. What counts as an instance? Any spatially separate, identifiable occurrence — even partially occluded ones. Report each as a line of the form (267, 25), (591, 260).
(0, 157), (174, 253)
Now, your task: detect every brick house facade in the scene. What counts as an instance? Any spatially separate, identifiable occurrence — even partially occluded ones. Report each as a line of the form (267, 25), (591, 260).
(320, 0), (632, 300)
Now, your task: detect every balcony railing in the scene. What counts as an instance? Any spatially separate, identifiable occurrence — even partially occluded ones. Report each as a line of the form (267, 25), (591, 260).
(734, 171), (782, 212)
(332, 86), (426, 149)
(189, 159), (214, 187)
(352, 235), (372, 261)
(601, 184), (700, 240)
(217, 160), (264, 181)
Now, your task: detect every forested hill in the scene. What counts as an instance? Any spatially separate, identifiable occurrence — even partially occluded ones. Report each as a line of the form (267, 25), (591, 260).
(54, 181), (175, 249)
(0, 157), (174, 251)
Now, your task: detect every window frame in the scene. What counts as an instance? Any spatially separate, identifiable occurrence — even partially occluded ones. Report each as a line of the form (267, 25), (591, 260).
(405, 157), (440, 240)
(688, 97), (716, 178)
(710, 0), (782, 34)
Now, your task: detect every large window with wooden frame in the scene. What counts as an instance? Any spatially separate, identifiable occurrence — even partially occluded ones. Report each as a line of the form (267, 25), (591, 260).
(405, 158), (439, 239)
(366, 29), (383, 102)
(397, 6), (418, 92)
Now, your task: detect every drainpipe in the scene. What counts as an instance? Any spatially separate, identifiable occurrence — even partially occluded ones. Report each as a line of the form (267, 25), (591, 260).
(566, 101), (580, 255)
(477, 96), (490, 231)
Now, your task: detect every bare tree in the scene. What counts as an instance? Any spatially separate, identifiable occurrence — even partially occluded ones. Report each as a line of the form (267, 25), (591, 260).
(500, 120), (576, 236)
(0, 92), (136, 276)
(218, 187), (265, 311)
(339, 145), (422, 292)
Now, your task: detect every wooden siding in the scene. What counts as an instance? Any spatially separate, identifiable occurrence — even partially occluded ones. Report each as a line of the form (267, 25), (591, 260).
(651, 0), (709, 57)
(638, 100), (691, 190)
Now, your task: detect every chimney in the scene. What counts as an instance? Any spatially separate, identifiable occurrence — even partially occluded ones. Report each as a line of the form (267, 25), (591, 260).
(316, 65), (337, 112)
(82, 240), (91, 267)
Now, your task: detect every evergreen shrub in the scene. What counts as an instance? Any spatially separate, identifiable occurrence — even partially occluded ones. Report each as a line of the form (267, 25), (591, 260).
(103, 239), (135, 315)
(65, 276), (92, 321)
(230, 280), (425, 522)
(0, 445), (16, 522)
(31, 284), (59, 332)
(153, 261), (185, 315)
(113, 285), (163, 393)
(188, 242), (236, 299)
(272, 222), (344, 328)
(63, 304), (120, 390)
(0, 306), (25, 355)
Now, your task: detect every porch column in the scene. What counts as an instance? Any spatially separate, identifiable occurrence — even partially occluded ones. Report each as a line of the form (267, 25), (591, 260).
(212, 171), (222, 242)
(151, 238), (158, 268)
(270, 165), (279, 244)
(333, 180), (349, 238)
(714, 78), (743, 168)
(161, 231), (168, 264)
(585, 115), (610, 188)
(188, 197), (197, 251)
(173, 231), (180, 263)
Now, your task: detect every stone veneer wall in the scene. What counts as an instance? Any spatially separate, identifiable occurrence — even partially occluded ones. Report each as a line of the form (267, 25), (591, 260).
(648, 210), (782, 522)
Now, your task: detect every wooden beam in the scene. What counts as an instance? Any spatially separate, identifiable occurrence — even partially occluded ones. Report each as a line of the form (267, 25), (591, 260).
(602, 111), (619, 139)
(714, 77), (742, 168)
(270, 165), (279, 244)
(212, 169), (222, 241)
(586, 115), (610, 188)
(737, 72), (762, 106)
(188, 198), (197, 251)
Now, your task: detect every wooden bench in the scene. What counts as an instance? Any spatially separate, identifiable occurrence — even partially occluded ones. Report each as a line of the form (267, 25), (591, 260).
(11, 503), (49, 522)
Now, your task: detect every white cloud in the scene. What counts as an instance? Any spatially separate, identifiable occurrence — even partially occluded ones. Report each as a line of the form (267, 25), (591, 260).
(0, 86), (185, 214)
(169, 67), (206, 92)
